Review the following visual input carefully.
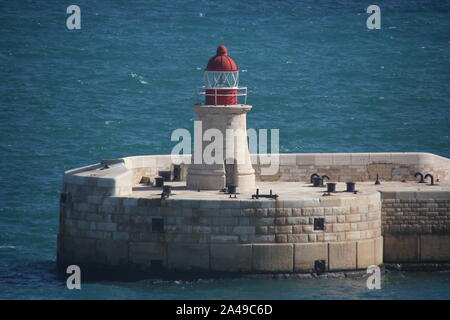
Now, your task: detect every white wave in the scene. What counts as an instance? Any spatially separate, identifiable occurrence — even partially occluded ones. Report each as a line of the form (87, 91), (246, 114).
(130, 73), (149, 85)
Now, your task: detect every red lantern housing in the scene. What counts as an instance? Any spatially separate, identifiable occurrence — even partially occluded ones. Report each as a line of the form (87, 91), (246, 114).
(202, 45), (245, 105)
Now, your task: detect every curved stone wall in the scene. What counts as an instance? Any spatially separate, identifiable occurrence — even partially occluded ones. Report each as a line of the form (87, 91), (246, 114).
(57, 152), (450, 276)
(58, 194), (383, 273)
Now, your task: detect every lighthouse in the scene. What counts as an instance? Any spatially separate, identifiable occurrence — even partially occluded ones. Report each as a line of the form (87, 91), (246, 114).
(186, 46), (256, 191)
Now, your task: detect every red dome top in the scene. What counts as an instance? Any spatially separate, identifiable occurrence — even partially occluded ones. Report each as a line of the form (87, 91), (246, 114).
(205, 45), (239, 71)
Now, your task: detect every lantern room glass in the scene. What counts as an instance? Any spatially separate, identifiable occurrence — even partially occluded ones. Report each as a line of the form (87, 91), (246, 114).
(204, 71), (239, 89)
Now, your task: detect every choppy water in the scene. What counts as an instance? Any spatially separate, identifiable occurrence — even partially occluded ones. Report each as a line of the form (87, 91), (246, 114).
(1, 0), (449, 299)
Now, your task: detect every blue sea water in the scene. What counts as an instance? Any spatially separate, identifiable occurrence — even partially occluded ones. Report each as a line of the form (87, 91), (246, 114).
(0, 0), (450, 299)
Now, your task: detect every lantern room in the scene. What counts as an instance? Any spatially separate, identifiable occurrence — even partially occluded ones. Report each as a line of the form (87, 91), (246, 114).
(198, 45), (247, 105)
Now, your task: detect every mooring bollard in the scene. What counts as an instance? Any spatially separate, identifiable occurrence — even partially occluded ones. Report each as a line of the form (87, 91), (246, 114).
(313, 177), (323, 187)
(327, 182), (336, 193)
(173, 165), (181, 181)
(159, 170), (171, 182)
(155, 177), (164, 187)
(227, 184), (236, 194)
(163, 185), (172, 195)
(346, 182), (355, 192)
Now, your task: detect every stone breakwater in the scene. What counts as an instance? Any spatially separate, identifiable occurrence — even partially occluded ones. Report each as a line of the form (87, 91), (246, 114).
(382, 191), (450, 263)
(57, 153), (450, 277)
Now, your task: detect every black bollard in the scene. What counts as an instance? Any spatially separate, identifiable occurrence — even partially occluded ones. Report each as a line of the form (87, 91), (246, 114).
(313, 177), (323, 187)
(173, 165), (181, 181)
(227, 184), (236, 194)
(155, 177), (164, 187)
(163, 185), (172, 195)
(327, 182), (336, 193)
(346, 182), (355, 192)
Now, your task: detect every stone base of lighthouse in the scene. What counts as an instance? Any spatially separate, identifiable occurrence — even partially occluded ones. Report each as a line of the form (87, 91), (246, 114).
(186, 104), (256, 192)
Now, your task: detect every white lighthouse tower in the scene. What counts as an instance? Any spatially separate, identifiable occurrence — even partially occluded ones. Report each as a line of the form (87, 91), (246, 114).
(186, 46), (255, 191)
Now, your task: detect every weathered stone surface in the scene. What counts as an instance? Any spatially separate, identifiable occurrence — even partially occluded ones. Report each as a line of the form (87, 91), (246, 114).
(420, 235), (450, 261)
(329, 242), (357, 271)
(129, 242), (166, 266)
(233, 226), (255, 235)
(374, 236), (383, 265)
(58, 236), (97, 264)
(96, 239), (128, 266)
(186, 105), (255, 191)
(294, 243), (328, 272)
(167, 243), (210, 271)
(288, 234), (308, 243)
(383, 235), (418, 262)
(211, 244), (252, 272)
(210, 235), (239, 243)
(356, 239), (375, 269)
(252, 244), (293, 272)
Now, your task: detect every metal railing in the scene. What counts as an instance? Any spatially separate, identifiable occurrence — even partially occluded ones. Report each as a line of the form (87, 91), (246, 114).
(196, 86), (248, 105)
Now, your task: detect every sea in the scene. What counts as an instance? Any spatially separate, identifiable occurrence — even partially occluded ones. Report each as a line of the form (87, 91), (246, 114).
(0, 0), (449, 299)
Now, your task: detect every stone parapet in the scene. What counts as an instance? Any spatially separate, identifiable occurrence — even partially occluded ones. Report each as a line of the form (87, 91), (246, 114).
(118, 152), (450, 186)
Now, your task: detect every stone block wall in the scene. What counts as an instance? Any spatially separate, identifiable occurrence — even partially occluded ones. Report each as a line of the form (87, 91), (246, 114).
(122, 153), (450, 187)
(155, 194), (382, 245)
(57, 190), (383, 274)
(381, 191), (450, 262)
(254, 153), (450, 183)
(63, 161), (133, 197)
(122, 155), (180, 185)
